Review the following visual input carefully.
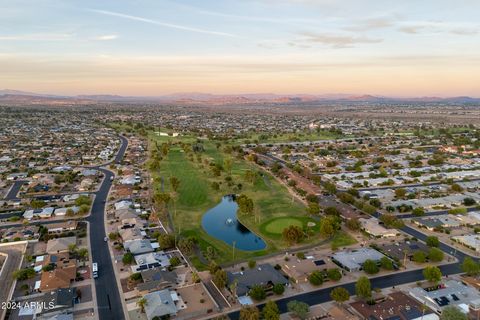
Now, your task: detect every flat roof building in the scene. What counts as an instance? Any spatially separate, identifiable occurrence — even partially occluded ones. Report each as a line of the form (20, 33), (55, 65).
(331, 248), (387, 272)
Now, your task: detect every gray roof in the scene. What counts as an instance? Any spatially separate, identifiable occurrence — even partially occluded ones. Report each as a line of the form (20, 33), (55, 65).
(124, 239), (153, 255)
(227, 263), (288, 296)
(144, 289), (177, 320)
(331, 248), (386, 271)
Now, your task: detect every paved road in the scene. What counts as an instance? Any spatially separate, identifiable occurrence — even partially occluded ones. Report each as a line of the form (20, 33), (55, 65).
(86, 135), (128, 320)
(397, 206), (480, 219)
(0, 243), (26, 320)
(4, 180), (28, 200)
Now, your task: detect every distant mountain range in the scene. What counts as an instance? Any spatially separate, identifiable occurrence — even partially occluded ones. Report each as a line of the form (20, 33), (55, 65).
(1, 89), (479, 105)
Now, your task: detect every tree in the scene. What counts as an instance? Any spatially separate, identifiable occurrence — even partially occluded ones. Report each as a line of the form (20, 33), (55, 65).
(327, 268), (342, 281)
(178, 237), (195, 255)
(380, 214), (404, 228)
(380, 257), (394, 270)
(423, 266), (442, 283)
(287, 301), (310, 320)
(440, 306), (468, 320)
(137, 297), (147, 313)
(428, 247), (444, 262)
(262, 301), (280, 320)
(355, 276), (372, 299)
(78, 204), (90, 215)
(395, 188), (407, 198)
(77, 248), (89, 262)
(169, 256), (181, 267)
(462, 257), (480, 276)
(412, 251), (427, 263)
(153, 192), (171, 213)
(324, 207), (339, 216)
(213, 269), (227, 288)
(30, 199), (46, 209)
(306, 202), (320, 215)
(249, 285), (266, 301)
(362, 259), (379, 274)
(169, 176), (181, 216)
(248, 260), (256, 269)
(75, 195), (92, 206)
(13, 268), (36, 280)
(272, 283), (285, 295)
(330, 287), (350, 304)
(239, 306), (260, 320)
(346, 218), (361, 231)
(426, 236), (439, 247)
(192, 272), (201, 283)
(224, 158), (233, 176)
(463, 197), (476, 206)
(308, 271), (324, 286)
(122, 252), (134, 265)
(158, 234), (175, 249)
(412, 207), (425, 216)
(451, 183), (463, 192)
(236, 194), (254, 215)
(282, 225), (304, 245)
(208, 261), (220, 274)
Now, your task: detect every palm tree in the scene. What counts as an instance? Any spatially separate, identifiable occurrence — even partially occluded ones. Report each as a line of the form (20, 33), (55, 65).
(137, 297), (147, 313)
(229, 279), (238, 298)
(169, 177), (180, 217)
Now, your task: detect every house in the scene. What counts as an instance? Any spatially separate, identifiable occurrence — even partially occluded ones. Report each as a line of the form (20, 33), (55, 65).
(131, 252), (171, 272)
(120, 175), (141, 185)
(23, 207), (55, 220)
(452, 234), (480, 252)
(359, 217), (399, 238)
(54, 206), (80, 217)
(17, 288), (75, 318)
(124, 239), (154, 255)
(143, 289), (179, 320)
(350, 291), (438, 320)
(46, 237), (76, 254)
(138, 269), (178, 293)
(409, 280), (480, 314)
(115, 200), (133, 211)
(378, 241), (430, 262)
(39, 264), (76, 292)
(46, 221), (78, 234)
(413, 216), (461, 231)
(331, 248), (388, 272)
(119, 226), (144, 242)
(226, 264), (288, 297)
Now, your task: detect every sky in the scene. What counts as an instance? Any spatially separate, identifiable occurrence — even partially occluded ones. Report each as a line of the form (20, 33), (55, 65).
(0, 0), (479, 97)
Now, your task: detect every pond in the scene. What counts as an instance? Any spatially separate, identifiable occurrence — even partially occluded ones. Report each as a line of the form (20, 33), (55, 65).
(201, 195), (266, 251)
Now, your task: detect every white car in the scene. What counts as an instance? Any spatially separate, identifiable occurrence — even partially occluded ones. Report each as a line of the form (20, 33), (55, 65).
(104, 237), (108, 242)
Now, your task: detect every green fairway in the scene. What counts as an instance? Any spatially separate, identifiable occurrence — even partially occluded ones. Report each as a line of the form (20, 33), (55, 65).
(260, 216), (319, 237)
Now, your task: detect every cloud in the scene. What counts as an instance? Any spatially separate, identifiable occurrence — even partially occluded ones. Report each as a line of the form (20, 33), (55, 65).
(89, 9), (237, 37)
(344, 17), (397, 31)
(93, 34), (118, 41)
(398, 21), (479, 36)
(293, 32), (382, 48)
(0, 33), (73, 41)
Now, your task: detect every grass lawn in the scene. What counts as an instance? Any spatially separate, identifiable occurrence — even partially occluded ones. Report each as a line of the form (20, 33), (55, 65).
(330, 231), (357, 250)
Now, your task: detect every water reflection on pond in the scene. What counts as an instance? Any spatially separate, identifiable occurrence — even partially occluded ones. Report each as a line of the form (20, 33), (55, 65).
(201, 195), (266, 251)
